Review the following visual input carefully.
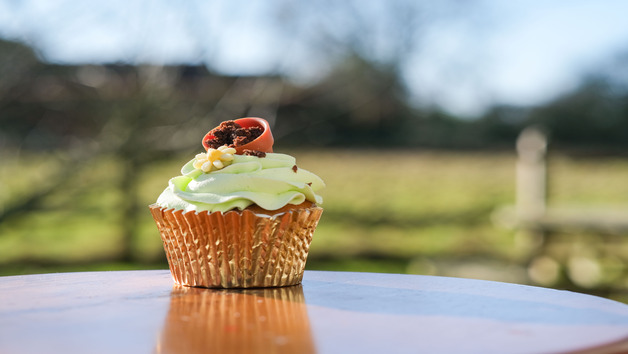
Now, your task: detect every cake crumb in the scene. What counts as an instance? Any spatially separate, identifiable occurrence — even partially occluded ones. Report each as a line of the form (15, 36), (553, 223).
(243, 150), (266, 158)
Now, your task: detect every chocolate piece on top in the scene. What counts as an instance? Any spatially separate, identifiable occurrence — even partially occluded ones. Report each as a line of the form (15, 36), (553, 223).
(204, 120), (264, 150)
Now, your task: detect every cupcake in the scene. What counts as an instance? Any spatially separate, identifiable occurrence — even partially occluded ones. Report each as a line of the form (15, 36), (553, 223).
(149, 117), (324, 288)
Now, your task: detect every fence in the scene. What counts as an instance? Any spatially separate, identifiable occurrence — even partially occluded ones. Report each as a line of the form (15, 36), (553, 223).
(494, 127), (628, 294)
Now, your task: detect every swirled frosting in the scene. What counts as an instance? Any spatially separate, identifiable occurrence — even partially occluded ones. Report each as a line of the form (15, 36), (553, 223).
(156, 153), (325, 213)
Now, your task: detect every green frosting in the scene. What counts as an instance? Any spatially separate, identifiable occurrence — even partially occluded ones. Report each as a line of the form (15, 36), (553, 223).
(156, 153), (325, 213)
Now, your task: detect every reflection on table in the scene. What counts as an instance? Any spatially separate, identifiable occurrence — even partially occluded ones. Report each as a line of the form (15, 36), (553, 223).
(157, 285), (315, 354)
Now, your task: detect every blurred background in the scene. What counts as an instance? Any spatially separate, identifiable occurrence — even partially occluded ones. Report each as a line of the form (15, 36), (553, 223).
(1, 0), (628, 302)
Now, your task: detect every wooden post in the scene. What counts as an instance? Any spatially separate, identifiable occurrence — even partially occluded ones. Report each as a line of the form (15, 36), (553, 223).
(516, 127), (547, 221)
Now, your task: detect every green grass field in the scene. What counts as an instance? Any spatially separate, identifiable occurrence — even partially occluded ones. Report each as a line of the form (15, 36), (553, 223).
(1, 149), (627, 301)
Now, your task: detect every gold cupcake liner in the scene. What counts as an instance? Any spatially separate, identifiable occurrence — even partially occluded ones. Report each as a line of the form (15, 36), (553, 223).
(156, 285), (315, 354)
(149, 204), (323, 288)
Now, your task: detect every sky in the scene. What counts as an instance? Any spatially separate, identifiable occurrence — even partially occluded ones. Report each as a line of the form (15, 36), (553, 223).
(410, 0), (628, 115)
(1, 0), (627, 117)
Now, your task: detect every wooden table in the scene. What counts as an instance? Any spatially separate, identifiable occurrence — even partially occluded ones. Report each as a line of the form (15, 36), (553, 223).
(1, 270), (628, 354)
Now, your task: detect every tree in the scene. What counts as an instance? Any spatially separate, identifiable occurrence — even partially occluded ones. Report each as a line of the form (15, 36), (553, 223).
(525, 73), (628, 149)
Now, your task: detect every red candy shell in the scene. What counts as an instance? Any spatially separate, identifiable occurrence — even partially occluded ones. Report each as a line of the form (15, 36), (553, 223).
(202, 117), (274, 154)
